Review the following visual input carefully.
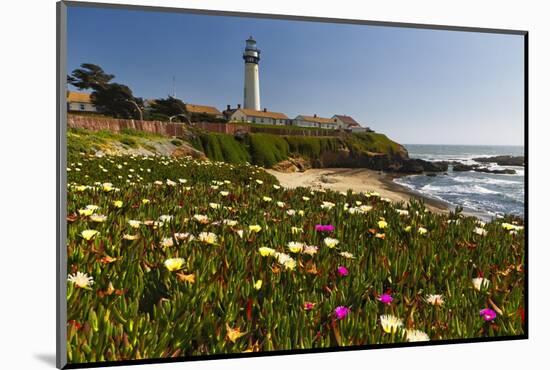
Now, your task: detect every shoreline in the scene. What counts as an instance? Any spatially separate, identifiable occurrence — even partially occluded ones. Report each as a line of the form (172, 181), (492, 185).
(266, 168), (451, 214)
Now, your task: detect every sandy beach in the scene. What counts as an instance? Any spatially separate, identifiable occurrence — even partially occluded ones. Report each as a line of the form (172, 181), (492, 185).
(266, 168), (451, 213)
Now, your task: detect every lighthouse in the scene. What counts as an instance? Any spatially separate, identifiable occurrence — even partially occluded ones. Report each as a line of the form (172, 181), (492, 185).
(243, 36), (261, 110)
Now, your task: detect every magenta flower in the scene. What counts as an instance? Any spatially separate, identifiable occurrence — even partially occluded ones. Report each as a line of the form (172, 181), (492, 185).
(378, 293), (393, 305)
(315, 224), (335, 233)
(334, 306), (350, 320)
(479, 308), (497, 321)
(337, 266), (349, 277)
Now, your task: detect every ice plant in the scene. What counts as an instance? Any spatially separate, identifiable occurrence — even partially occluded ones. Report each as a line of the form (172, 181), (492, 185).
(164, 258), (185, 272)
(405, 329), (430, 342)
(81, 229), (99, 241)
(472, 277), (490, 291)
(425, 294), (445, 306)
(418, 227), (428, 235)
(377, 220), (388, 229)
(226, 324), (246, 343)
(380, 315), (403, 334)
(474, 227), (488, 236)
(258, 247), (276, 257)
(249, 225), (262, 233)
(339, 251), (355, 259)
(113, 200), (123, 208)
(323, 237), (339, 248)
(378, 293), (393, 305)
(67, 272), (94, 289)
(198, 232), (218, 245)
(334, 306), (351, 320)
(337, 266), (349, 277)
(303, 245), (319, 256)
(303, 302), (316, 311)
(315, 224), (335, 233)
(287, 241), (304, 253)
(480, 308), (497, 321)
(253, 280), (263, 290)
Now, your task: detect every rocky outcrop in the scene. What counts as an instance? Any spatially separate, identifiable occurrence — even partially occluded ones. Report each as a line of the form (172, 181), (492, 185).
(451, 163), (516, 174)
(473, 155), (524, 166)
(272, 157), (312, 173)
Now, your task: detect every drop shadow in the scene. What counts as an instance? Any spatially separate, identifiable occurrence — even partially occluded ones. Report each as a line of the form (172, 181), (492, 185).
(34, 353), (57, 367)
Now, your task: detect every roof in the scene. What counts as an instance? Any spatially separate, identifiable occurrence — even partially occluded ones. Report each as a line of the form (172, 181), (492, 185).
(296, 115), (338, 124)
(67, 91), (92, 104)
(185, 104), (222, 116)
(233, 109), (289, 120)
(333, 114), (360, 127)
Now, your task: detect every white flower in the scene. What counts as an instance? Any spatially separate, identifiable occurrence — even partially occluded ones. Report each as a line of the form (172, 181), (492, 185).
(166, 179), (177, 186)
(160, 237), (174, 248)
(68, 272), (94, 289)
(472, 277), (490, 291)
(277, 201), (286, 208)
(90, 214), (107, 223)
(321, 201), (335, 210)
(339, 251), (355, 259)
(286, 209), (296, 216)
(255, 179), (264, 184)
(273, 184), (281, 190)
(291, 226), (303, 234)
(263, 196), (272, 202)
(198, 232), (217, 245)
(474, 227), (487, 236)
(303, 245), (319, 256)
(323, 237), (339, 248)
(425, 294), (445, 306)
(128, 220), (141, 228)
(220, 191), (229, 197)
(223, 219), (238, 227)
(209, 202), (221, 209)
(380, 315), (403, 334)
(396, 209), (409, 216)
(193, 214), (209, 224)
(405, 329), (430, 342)
(302, 196), (310, 201)
(174, 232), (194, 241)
(158, 215), (173, 223)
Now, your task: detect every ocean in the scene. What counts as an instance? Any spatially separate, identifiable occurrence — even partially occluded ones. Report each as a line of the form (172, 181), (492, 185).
(394, 144), (525, 220)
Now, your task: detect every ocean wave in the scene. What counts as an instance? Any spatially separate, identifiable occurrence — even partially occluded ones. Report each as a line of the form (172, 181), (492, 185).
(452, 176), (521, 186)
(421, 184), (500, 195)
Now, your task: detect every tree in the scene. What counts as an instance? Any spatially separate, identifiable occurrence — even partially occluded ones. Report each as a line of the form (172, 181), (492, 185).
(67, 63), (114, 90)
(149, 97), (188, 121)
(91, 83), (143, 119)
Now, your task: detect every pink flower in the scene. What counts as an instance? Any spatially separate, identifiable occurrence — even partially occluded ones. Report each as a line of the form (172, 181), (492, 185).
(303, 302), (316, 311)
(479, 308), (497, 321)
(337, 266), (349, 277)
(378, 293), (393, 305)
(315, 224), (335, 233)
(334, 306), (350, 320)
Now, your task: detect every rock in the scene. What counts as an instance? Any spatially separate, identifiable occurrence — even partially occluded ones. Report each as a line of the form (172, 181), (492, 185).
(320, 174), (339, 184)
(473, 155), (524, 166)
(171, 144), (207, 160)
(452, 163), (478, 172)
(474, 167), (517, 175)
(272, 160), (299, 173)
(426, 172), (437, 177)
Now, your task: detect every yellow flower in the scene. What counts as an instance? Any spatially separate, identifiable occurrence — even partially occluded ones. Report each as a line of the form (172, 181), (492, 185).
(90, 214), (107, 223)
(78, 208), (94, 217)
(141, 199), (150, 205)
(249, 225), (262, 233)
(378, 220), (388, 229)
(258, 247), (276, 257)
(287, 241), (304, 253)
(220, 191), (229, 197)
(176, 272), (195, 284)
(113, 200), (123, 208)
(404, 225), (412, 232)
(164, 258), (185, 272)
(81, 229), (99, 241)
(418, 227), (428, 235)
(263, 196), (272, 202)
(226, 324), (246, 343)
(291, 227), (303, 234)
(255, 179), (264, 185)
(123, 234), (139, 241)
(253, 280), (263, 290)
(102, 183), (114, 192)
(198, 232), (218, 245)
(323, 237), (339, 248)
(209, 202), (220, 209)
(380, 314), (403, 334)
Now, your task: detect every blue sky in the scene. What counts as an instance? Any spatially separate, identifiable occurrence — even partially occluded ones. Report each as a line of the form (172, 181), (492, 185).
(67, 6), (525, 145)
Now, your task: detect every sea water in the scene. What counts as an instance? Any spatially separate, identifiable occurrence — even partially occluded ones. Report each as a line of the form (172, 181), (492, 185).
(394, 145), (525, 220)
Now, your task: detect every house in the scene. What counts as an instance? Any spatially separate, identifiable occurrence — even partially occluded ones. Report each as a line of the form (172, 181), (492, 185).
(67, 91), (97, 113)
(294, 114), (339, 130)
(332, 114), (373, 132)
(225, 105), (289, 125)
(185, 103), (224, 120)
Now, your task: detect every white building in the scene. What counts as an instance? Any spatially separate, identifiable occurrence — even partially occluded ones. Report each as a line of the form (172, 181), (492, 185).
(67, 91), (97, 113)
(243, 37), (261, 110)
(294, 114), (339, 129)
(332, 114), (372, 132)
(227, 106), (289, 125)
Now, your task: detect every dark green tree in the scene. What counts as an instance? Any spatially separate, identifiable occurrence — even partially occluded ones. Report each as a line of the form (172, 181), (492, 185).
(67, 63), (114, 90)
(91, 83), (143, 119)
(149, 97), (188, 121)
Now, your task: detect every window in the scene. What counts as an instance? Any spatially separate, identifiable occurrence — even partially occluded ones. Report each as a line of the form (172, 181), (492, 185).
(80, 104), (85, 110)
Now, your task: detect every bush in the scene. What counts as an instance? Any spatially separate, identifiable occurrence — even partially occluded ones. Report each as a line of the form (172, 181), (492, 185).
(198, 133), (250, 164)
(248, 134), (289, 167)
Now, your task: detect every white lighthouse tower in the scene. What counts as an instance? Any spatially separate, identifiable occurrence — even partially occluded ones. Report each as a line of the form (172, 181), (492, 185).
(243, 36), (261, 110)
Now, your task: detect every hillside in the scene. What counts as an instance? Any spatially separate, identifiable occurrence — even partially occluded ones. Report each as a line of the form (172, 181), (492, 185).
(67, 127), (443, 173)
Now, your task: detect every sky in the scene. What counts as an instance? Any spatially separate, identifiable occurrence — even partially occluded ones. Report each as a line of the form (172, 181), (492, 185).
(67, 5), (525, 145)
